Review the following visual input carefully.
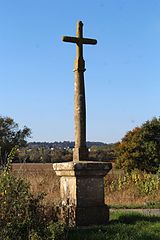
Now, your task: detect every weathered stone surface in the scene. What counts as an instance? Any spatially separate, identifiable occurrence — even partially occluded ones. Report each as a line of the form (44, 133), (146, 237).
(73, 147), (89, 162)
(53, 161), (112, 174)
(76, 205), (109, 226)
(58, 21), (112, 226)
(53, 161), (112, 226)
(62, 21), (97, 161)
(55, 205), (109, 226)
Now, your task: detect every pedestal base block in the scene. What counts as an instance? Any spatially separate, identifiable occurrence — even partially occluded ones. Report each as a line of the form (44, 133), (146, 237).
(57, 205), (109, 226)
(76, 205), (109, 226)
(53, 161), (112, 226)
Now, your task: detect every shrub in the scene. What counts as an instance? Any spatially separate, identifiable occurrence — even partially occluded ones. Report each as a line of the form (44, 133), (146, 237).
(47, 221), (67, 240)
(115, 117), (160, 173)
(0, 147), (66, 240)
(0, 148), (47, 239)
(0, 115), (31, 166)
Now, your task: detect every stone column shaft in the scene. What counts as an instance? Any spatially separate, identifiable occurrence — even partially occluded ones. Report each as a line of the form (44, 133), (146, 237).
(62, 21), (97, 161)
(74, 65), (86, 148)
(73, 22), (88, 161)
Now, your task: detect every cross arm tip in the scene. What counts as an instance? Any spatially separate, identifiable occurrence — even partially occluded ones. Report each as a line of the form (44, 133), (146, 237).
(62, 36), (66, 42)
(62, 36), (78, 43)
(93, 39), (97, 45)
(82, 38), (97, 45)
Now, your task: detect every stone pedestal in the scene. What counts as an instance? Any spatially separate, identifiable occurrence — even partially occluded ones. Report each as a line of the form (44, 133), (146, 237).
(53, 161), (112, 226)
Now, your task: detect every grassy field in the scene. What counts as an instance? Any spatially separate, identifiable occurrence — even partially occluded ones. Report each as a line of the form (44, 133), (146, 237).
(68, 211), (160, 240)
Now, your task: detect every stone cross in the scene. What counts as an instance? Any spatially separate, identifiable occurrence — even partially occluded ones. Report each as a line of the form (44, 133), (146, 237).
(62, 21), (97, 161)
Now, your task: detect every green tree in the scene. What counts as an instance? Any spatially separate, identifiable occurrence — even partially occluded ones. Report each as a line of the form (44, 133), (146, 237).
(0, 116), (31, 166)
(115, 117), (160, 173)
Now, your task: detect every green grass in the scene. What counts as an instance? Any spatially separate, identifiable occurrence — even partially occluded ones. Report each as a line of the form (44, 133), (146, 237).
(68, 211), (160, 240)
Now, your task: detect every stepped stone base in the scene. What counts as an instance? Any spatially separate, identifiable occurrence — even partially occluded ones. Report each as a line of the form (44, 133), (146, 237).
(53, 161), (112, 226)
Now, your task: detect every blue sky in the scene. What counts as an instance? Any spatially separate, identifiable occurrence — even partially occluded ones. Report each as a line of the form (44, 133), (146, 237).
(0, 0), (160, 143)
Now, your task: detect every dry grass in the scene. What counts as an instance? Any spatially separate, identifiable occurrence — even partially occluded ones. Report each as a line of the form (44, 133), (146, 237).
(12, 163), (160, 208)
(12, 163), (60, 205)
(105, 186), (160, 206)
(105, 172), (160, 207)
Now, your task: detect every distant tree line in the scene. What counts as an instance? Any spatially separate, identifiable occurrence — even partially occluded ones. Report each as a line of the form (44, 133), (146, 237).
(0, 115), (115, 166)
(15, 147), (72, 163)
(27, 141), (107, 149)
(14, 143), (116, 164)
(1, 115), (160, 173)
(89, 144), (117, 162)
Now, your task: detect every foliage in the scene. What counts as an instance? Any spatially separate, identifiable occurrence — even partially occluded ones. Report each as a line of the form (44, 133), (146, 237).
(47, 221), (67, 240)
(115, 117), (160, 172)
(0, 147), (66, 240)
(107, 169), (160, 196)
(0, 116), (31, 166)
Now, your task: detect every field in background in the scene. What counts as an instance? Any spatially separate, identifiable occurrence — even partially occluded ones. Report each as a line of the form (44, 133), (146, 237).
(12, 163), (160, 208)
(106, 167), (160, 207)
(12, 163), (60, 205)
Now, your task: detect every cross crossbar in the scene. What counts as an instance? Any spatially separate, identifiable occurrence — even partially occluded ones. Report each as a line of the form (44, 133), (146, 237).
(62, 36), (97, 45)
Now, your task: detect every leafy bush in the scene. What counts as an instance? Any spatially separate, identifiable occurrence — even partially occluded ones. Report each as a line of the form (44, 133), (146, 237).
(0, 115), (31, 166)
(47, 221), (67, 240)
(0, 147), (66, 240)
(115, 117), (160, 173)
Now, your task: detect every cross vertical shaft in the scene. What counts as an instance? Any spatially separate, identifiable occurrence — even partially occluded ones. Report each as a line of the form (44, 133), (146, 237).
(62, 21), (97, 161)
(74, 21), (87, 161)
